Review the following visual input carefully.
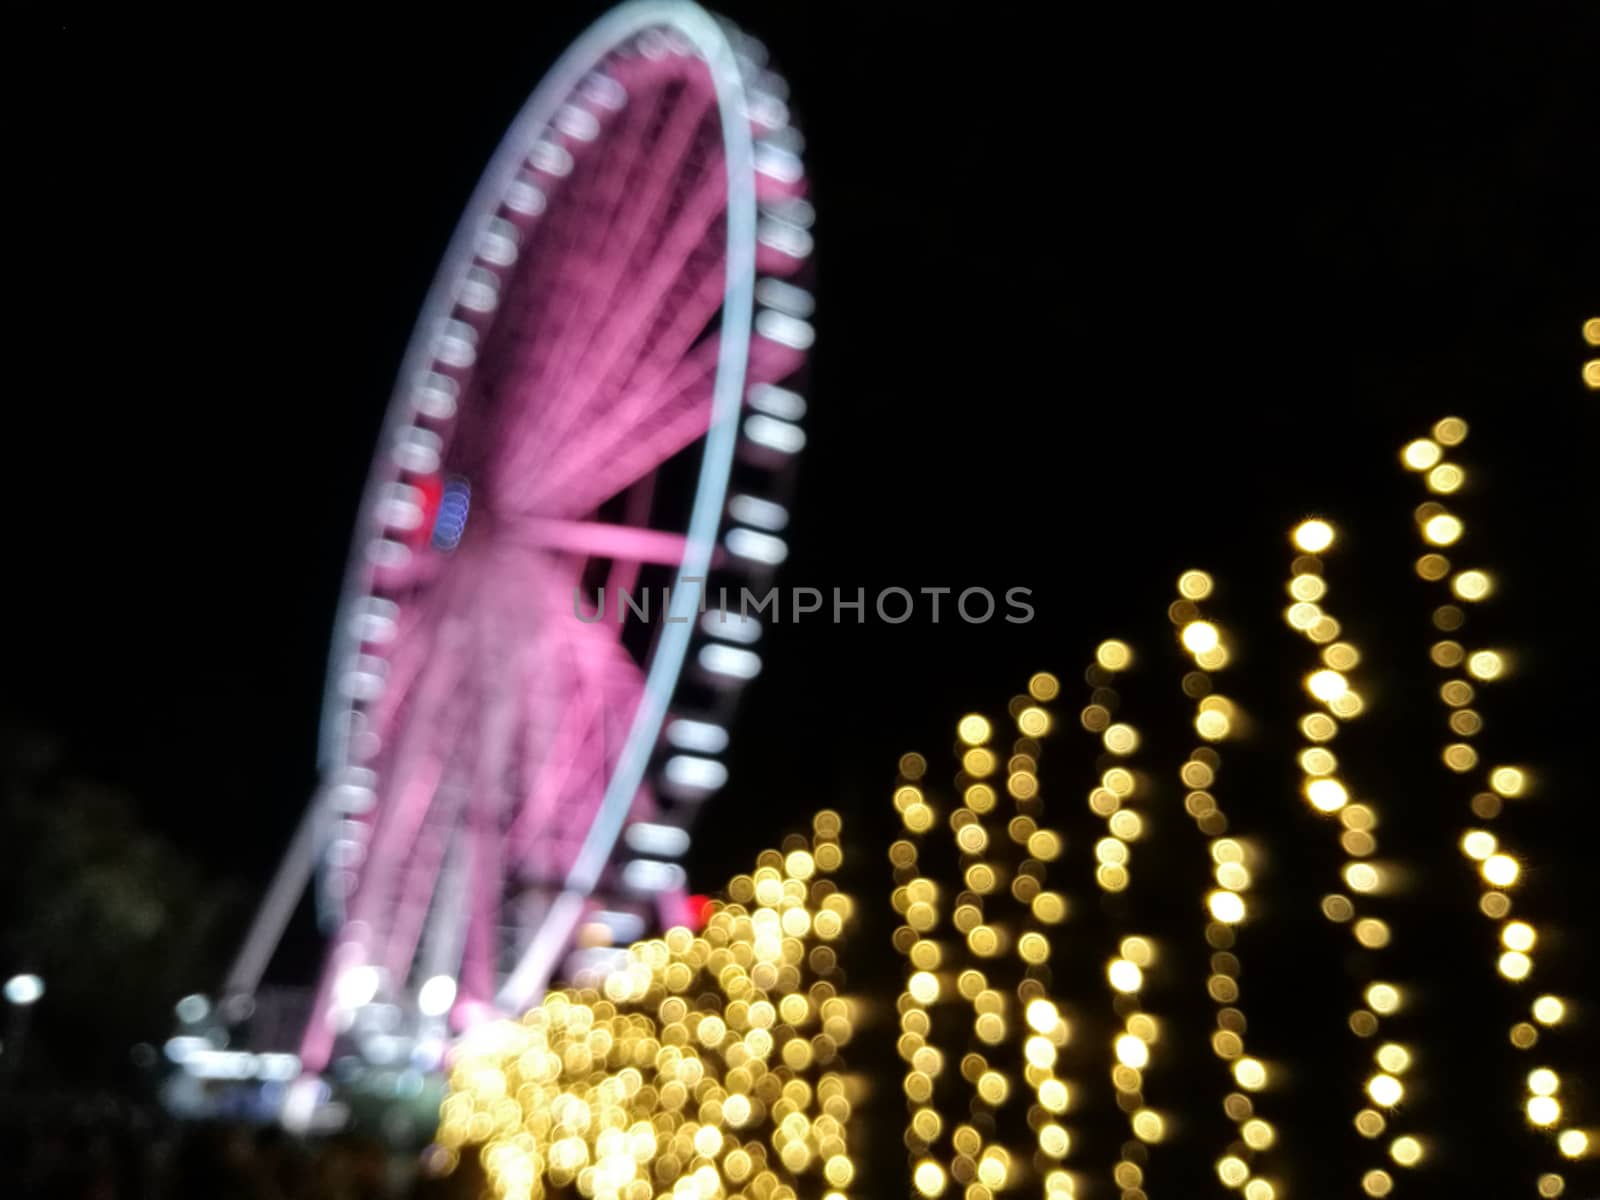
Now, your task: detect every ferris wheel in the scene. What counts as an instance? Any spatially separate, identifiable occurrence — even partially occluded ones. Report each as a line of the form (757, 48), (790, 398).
(223, 0), (813, 1077)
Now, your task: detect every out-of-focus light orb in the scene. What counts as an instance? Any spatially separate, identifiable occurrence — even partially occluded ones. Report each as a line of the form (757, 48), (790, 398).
(957, 714), (992, 745)
(1376, 1043), (1412, 1073)
(1483, 854), (1520, 888)
(1533, 996), (1567, 1026)
(1096, 639), (1133, 670)
(1427, 462), (1465, 493)
(1178, 569), (1214, 600)
(1390, 1136), (1424, 1167)
(333, 964), (380, 1009)
(1585, 318), (1600, 346)
(1461, 830), (1497, 860)
(1244, 1180), (1276, 1200)
(1502, 921), (1537, 952)
(1293, 519), (1335, 553)
(1306, 778), (1350, 813)
(1433, 415), (1470, 445)
(1208, 890), (1247, 924)
(914, 1160), (947, 1197)
(1116, 1033), (1150, 1069)
(1367, 1073), (1404, 1107)
(418, 974), (458, 1018)
(1233, 1057), (1267, 1090)
(1182, 621), (1220, 654)
(1107, 958), (1143, 993)
(1037, 1078), (1069, 1113)
(1028, 671), (1060, 701)
(1528, 1095), (1562, 1126)
(1467, 650), (1506, 680)
(1025, 998), (1060, 1035)
(4, 974), (44, 1006)
(1216, 1155), (1250, 1187)
(1528, 1067), (1561, 1096)
(1366, 983), (1402, 1014)
(1344, 863), (1380, 893)
(1452, 570), (1493, 601)
(1401, 439), (1442, 470)
(1558, 1129), (1589, 1158)
(1132, 1109), (1166, 1143)
(908, 971), (940, 1005)
(1306, 669), (1349, 702)
(1423, 513), (1463, 545)
(1499, 951), (1533, 981)
(1586, 359), (1600, 389)
(175, 993), (209, 1023)
(1490, 766), (1527, 797)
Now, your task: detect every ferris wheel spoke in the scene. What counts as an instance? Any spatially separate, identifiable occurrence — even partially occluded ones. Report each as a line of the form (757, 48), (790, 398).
(379, 791), (464, 988)
(502, 163), (728, 488)
(536, 65), (717, 404)
(523, 518), (693, 566)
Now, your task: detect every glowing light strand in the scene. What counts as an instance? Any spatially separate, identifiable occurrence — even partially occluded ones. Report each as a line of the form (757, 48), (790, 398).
(1079, 642), (1167, 1192)
(1283, 521), (1422, 1197)
(1402, 417), (1591, 1196)
(1171, 573), (1281, 1200)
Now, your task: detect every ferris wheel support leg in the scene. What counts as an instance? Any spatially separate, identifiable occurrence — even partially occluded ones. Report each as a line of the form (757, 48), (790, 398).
(223, 798), (323, 997)
(495, 889), (589, 1013)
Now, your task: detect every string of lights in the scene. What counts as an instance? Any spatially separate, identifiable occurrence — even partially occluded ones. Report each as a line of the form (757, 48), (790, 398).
(1399, 417), (1591, 1198)
(1280, 519), (1422, 1197)
(436, 815), (859, 1200)
(892, 680), (1086, 1200)
(1169, 572), (1280, 1199)
(1076, 640), (1167, 1197)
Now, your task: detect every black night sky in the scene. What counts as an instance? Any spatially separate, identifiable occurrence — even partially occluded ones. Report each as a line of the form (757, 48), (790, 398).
(10, 4), (1600, 1197)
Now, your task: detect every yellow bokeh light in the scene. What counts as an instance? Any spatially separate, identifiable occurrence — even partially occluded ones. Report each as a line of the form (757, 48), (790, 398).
(1367, 1073), (1404, 1107)
(1208, 890), (1247, 924)
(957, 714), (992, 745)
(1499, 951), (1533, 981)
(1390, 1136), (1424, 1167)
(1467, 650), (1505, 680)
(1558, 1129), (1589, 1158)
(1233, 1057), (1267, 1090)
(1306, 778), (1349, 813)
(1528, 1095), (1562, 1127)
(1502, 921), (1537, 952)
(1182, 620), (1220, 654)
(1490, 766), (1527, 797)
(1401, 439), (1442, 470)
(1216, 1155), (1250, 1187)
(1366, 983), (1402, 1014)
(1451, 569), (1493, 601)
(1306, 669), (1349, 702)
(1293, 519), (1335, 553)
(1178, 569), (1214, 600)
(914, 1160), (947, 1197)
(1529, 1067), (1560, 1096)
(1423, 513), (1463, 545)
(1533, 995), (1566, 1026)
(1483, 853), (1520, 888)
(1107, 958), (1144, 993)
(1096, 639), (1133, 670)
(1116, 1033), (1150, 1069)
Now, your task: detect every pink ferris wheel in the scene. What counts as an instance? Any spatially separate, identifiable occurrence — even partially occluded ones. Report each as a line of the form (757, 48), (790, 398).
(224, 1), (813, 1079)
